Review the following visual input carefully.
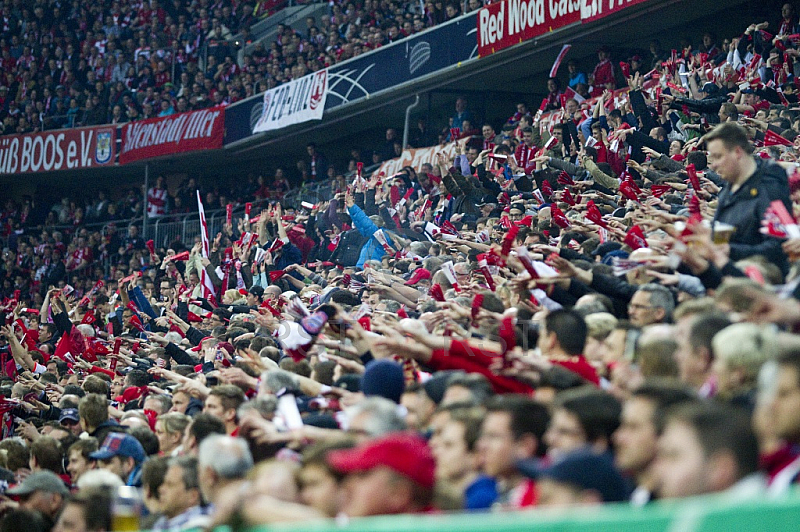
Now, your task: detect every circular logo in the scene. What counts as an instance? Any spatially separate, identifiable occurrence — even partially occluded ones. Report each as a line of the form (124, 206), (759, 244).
(249, 101), (263, 131)
(309, 72), (327, 111)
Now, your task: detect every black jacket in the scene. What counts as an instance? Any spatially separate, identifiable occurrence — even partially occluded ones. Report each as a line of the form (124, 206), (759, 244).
(669, 95), (728, 116)
(45, 260), (66, 287)
(329, 229), (368, 267)
(713, 158), (790, 273)
(443, 172), (486, 216)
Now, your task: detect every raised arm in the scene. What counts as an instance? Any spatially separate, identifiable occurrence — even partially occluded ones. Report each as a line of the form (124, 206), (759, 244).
(1, 324), (37, 372)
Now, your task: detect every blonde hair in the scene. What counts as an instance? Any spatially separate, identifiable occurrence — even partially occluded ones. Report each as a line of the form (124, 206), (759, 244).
(714, 279), (767, 314)
(673, 297), (718, 321)
(223, 288), (246, 304)
(585, 312), (618, 340)
(157, 412), (191, 436)
(712, 323), (775, 387)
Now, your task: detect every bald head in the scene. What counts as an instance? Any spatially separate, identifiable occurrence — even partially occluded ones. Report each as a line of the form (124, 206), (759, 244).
(264, 286), (282, 299)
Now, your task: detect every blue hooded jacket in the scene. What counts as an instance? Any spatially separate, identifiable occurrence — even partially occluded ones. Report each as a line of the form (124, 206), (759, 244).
(347, 204), (395, 269)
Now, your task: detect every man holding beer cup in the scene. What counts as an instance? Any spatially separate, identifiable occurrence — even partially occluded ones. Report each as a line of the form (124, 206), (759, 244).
(706, 122), (791, 274)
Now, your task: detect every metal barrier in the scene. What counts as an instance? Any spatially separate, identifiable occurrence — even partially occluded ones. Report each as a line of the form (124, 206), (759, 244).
(150, 218), (187, 250)
(145, 206), (254, 250)
(142, 187), (331, 248)
(42, 114), (77, 131)
(5, 174), (362, 255)
(146, 215), (208, 250)
(31, 218), (142, 240)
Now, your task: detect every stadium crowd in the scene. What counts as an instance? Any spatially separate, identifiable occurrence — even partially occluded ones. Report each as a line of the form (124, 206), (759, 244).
(5, 3), (800, 532)
(0, 0), (468, 135)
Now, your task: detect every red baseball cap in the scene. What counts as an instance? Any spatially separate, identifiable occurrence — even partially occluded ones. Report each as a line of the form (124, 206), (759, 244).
(217, 342), (235, 356)
(327, 433), (435, 489)
(404, 268), (431, 286)
(190, 336), (215, 352)
(515, 215), (534, 228)
(119, 385), (147, 404)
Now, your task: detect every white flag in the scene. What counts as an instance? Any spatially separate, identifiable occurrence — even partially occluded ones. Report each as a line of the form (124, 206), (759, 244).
(196, 191), (217, 304)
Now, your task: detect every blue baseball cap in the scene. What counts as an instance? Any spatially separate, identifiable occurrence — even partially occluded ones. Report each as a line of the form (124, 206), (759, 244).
(90, 433), (146, 464)
(602, 249), (629, 266)
(517, 449), (629, 503)
(58, 408), (80, 424)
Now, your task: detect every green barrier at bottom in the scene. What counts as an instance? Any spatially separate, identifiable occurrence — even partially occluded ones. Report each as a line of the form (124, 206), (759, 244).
(244, 491), (800, 532)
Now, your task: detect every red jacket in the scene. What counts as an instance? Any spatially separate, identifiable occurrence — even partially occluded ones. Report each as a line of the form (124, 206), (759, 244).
(593, 59), (614, 86)
(430, 339), (533, 395)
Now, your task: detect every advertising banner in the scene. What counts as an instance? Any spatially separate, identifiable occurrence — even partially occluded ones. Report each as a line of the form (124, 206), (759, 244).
(477, 0), (651, 56)
(580, 0), (650, 23)
(223, 14), (478, 145)
(0, 126), (115, 175)
(119, 106), (225, 164)
(324, 15), (478, 108)
(477, 0), (582, 57)
(252, 70), (328, 133)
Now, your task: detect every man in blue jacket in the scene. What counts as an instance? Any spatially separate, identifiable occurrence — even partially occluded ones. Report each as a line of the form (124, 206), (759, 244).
(345, 190), (396, 269)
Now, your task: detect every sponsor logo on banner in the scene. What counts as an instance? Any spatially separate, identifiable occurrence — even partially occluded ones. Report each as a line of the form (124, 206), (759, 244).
(253, 70), (328, 133)
(0, 126), (116, 175)
(409, 42), (432, 74)
(478, 0), (649, 56)
(478, 0), (582, 57)
(119, 106), (225, 164)
(223, 15), (477, 145)
(95, 129), (113, 164)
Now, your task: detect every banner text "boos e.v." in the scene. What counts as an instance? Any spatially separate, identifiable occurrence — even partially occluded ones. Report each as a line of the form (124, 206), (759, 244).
(0, 127), (115, 175)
